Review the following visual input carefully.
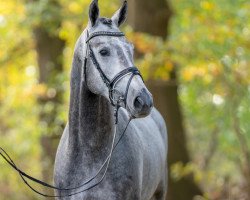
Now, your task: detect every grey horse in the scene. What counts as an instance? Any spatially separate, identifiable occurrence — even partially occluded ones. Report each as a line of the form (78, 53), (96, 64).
(54, 0), (167, 199)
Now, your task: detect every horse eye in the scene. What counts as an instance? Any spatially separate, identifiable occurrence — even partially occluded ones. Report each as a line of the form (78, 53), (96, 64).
(99, 49), (110, 56)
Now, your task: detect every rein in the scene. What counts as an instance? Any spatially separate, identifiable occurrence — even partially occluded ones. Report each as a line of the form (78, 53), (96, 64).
(0, 30), (143, 198)
(0, 115), (132, 198)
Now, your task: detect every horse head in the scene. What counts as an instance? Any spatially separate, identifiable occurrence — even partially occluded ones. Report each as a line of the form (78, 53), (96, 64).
(81, 0), (153, 118)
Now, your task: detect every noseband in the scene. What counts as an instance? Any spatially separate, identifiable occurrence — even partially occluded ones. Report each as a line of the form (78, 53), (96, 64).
(84, 31), (143, 108)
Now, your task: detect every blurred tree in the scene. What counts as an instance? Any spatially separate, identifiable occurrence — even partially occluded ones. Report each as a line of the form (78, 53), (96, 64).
(169, 0), (250, 198)
(0, 1), (42, 199)
(26, 0), (66, 195)
(127, 0), (171, 38)
(127, 0), (203, 199)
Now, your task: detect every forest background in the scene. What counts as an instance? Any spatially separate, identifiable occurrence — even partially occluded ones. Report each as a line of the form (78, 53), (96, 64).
(0, 0), (250, 199)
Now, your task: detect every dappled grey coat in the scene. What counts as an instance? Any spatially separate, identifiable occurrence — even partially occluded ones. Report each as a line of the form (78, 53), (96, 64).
(54, 1), (167, 199)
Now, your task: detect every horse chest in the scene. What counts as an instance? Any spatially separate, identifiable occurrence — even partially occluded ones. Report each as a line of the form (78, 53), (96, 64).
(54, 110), (167, 200)
(55, 145), (142, 199)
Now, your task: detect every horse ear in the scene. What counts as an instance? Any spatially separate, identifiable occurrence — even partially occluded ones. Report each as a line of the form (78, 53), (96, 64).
(89, 0), (99, 27)
(111, 0), (128, 27)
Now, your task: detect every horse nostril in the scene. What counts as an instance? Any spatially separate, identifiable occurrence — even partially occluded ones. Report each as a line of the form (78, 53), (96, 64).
(134, 88), (153, 116)
(133, 89), (153, 115)
(134, 96), (143, 111)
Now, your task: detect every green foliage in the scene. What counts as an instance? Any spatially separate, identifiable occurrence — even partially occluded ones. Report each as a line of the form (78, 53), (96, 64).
(169, 0), (250, 198)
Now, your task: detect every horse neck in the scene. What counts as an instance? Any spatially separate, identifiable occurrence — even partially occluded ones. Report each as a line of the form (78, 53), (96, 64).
(68, 32), (114, 156)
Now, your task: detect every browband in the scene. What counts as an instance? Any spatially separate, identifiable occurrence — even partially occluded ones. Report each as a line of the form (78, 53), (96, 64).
(86, 31), (125, 43)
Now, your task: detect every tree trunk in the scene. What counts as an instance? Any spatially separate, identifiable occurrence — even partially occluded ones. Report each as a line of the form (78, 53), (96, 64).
(127, 0), (203, 199)
(34, 27), (65, 196)
(127, 0), (172, 38)
(147, 80), (202, 200)
(31, 0), (65, 195)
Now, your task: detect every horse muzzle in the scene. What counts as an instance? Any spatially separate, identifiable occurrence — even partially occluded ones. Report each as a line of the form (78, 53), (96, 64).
(132, 88), (153, 118)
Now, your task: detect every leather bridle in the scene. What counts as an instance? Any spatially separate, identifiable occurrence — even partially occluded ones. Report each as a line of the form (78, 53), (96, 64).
(84, 30), (143, 109)
(0, 30), (143, 198)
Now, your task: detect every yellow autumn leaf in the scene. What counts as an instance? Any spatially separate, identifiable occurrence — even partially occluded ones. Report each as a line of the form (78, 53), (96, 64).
(68, 2), (82, 14)
(182, 68), (194, 81)
(200, 1), (214, 11)
(34, 84), (47, 97)
(164, 61), (174, 71)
